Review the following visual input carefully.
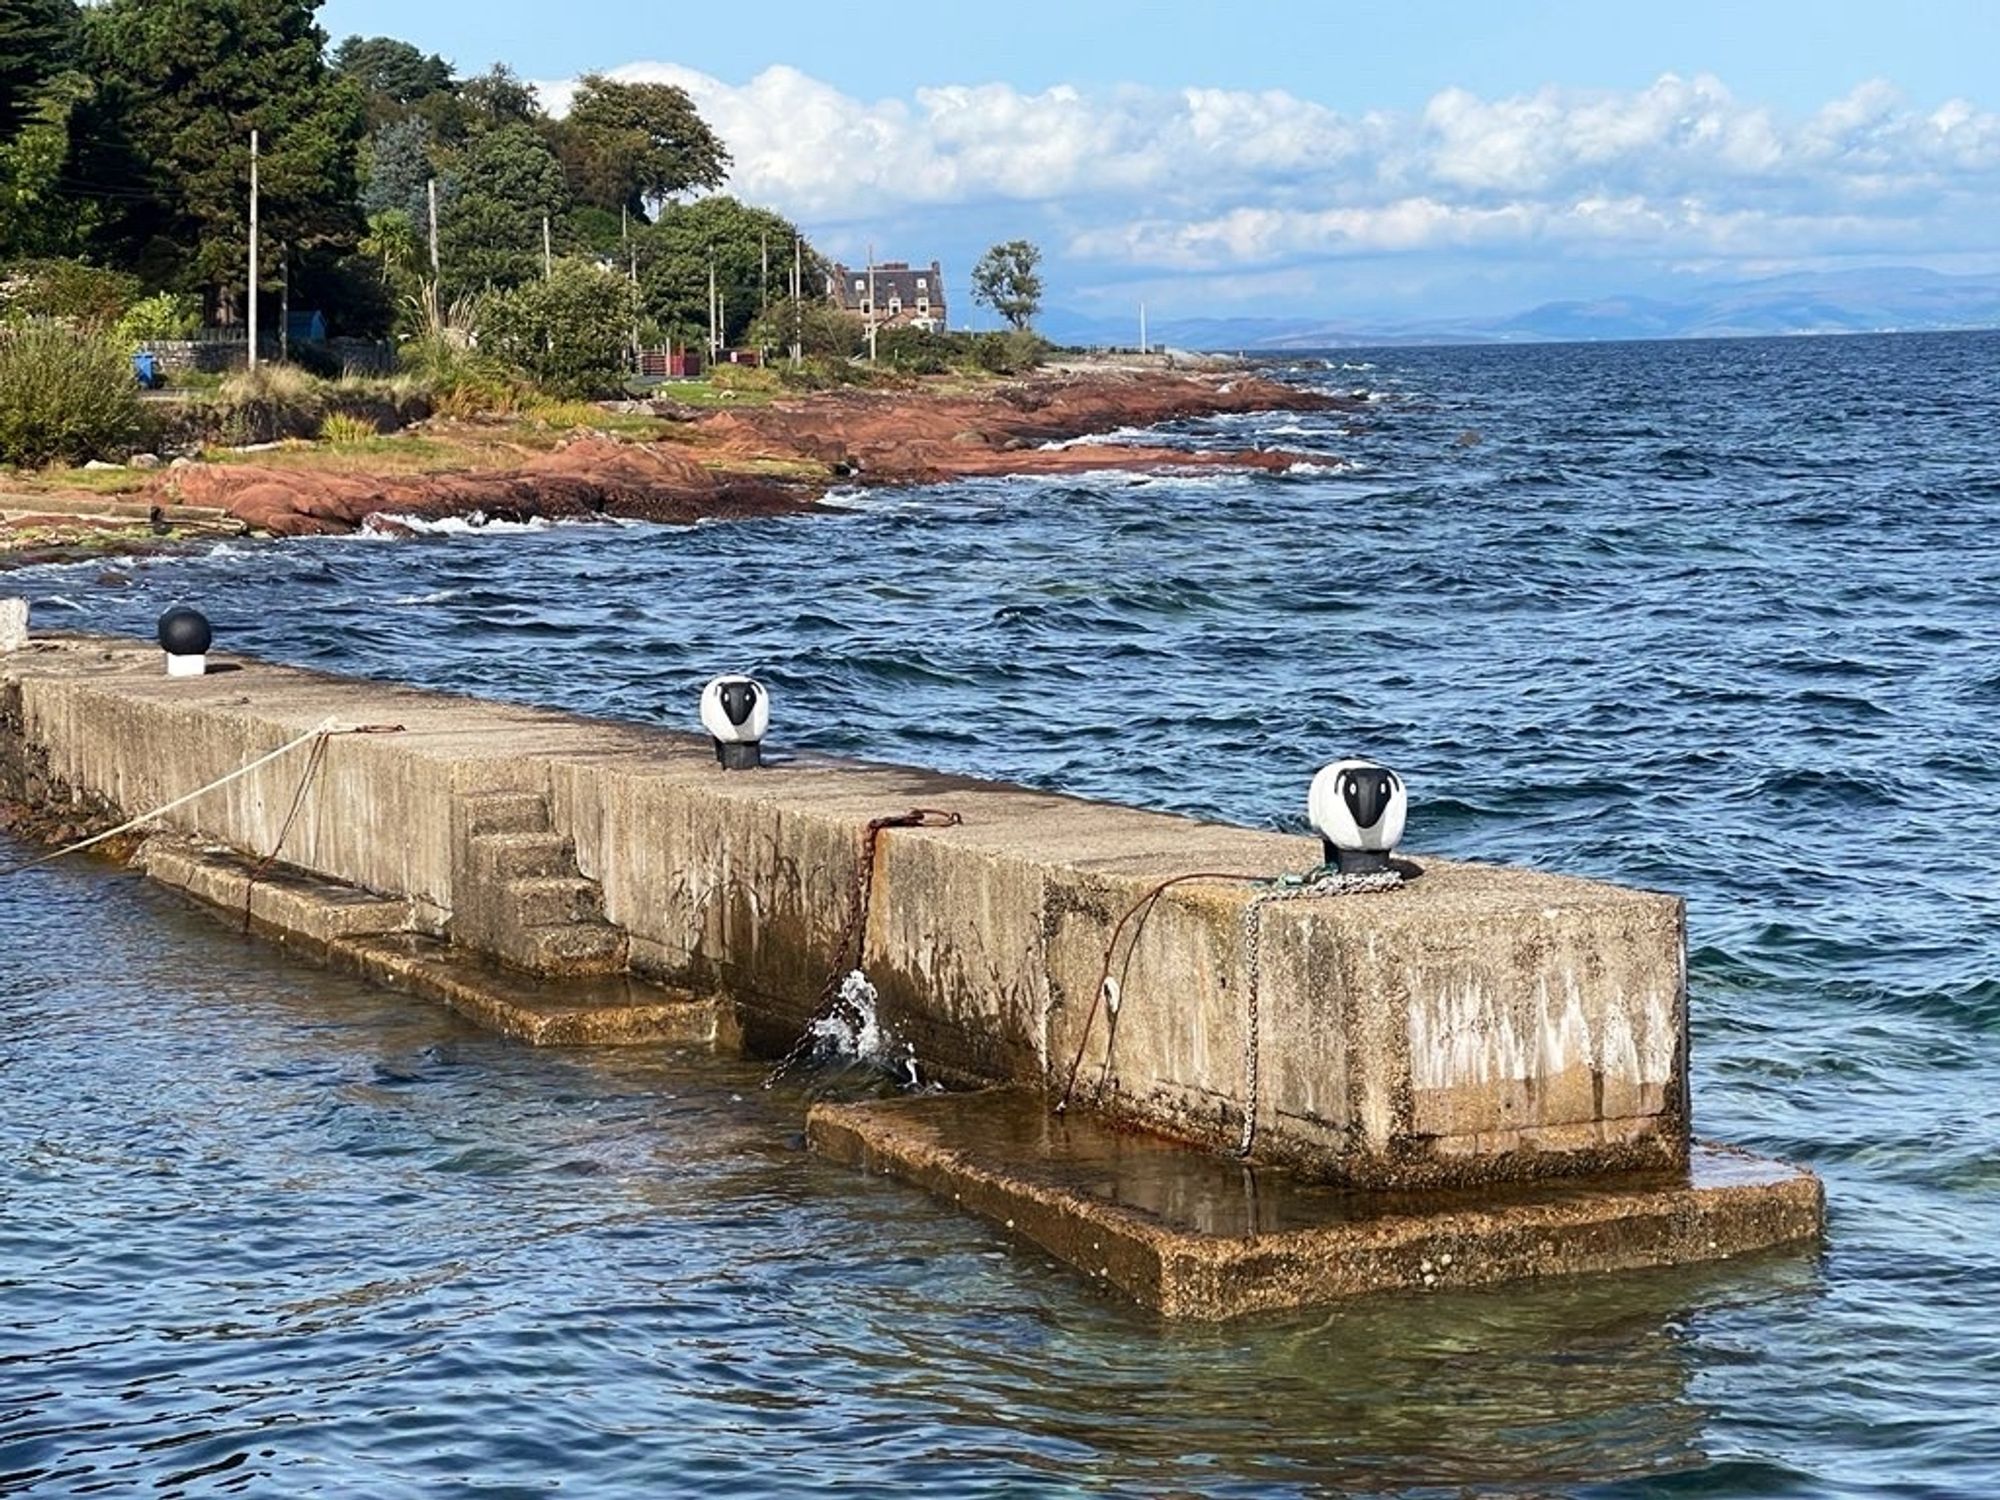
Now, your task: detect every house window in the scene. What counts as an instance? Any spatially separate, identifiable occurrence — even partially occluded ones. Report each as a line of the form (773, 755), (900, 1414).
(853, 278), (864, 292)
(917, 277), (927, 290)
(889, 296), (901, 314)
(861, 301), (872, 315)
(917, 297), (929, 313)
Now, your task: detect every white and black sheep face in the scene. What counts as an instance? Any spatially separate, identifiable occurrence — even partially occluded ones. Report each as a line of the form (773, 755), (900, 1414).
(700, 675), (770, 745)
(1308, 759), (1407, 855)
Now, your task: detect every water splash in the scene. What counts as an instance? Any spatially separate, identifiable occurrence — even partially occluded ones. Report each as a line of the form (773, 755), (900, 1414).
(805, 971), (933, 1091)
(808, 970), (888, 1063)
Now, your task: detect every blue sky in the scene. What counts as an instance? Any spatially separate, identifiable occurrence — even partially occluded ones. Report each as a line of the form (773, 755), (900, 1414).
(319, 0), (2000, 328)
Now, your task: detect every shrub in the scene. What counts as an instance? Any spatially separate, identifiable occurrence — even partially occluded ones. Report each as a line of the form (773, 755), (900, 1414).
(521, 397), (605, 429)
(480, 261), (640, 398)
(318, 411), (379, 445)
(876, 325), (953, 374)
(0, 260), (141, 330)
(708, 364), (781, 395)
(211, 364), (326, 445)
(970, 329), (1049, 375)
(114, 292), (201, 346)
(402, 342), (529, 418)
(0, 320), (143, 468)
(747, 296), (864, 360)
(774, 354), (875, 391)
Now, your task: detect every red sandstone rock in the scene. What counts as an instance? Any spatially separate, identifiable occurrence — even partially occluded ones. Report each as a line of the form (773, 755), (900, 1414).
(147, 372), (1352, 538)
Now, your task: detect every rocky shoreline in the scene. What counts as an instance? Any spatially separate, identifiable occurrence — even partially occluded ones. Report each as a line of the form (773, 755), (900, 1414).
(6, 369), (1357, 550)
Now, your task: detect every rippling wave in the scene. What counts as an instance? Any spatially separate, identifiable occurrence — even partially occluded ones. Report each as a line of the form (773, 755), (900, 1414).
(5, 331), (1999, 1496)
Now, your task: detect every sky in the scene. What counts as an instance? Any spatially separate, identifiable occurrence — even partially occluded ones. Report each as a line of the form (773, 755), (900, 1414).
(318, 0), (2000, 330)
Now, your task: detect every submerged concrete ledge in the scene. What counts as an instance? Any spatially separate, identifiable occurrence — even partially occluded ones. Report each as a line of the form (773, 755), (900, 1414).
(809, 1091), (1824, 1320)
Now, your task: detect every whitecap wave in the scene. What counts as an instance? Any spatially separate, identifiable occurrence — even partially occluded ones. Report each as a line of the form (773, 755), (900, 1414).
(1035, 425), (1174, 450)
(363, 511), (559, 536)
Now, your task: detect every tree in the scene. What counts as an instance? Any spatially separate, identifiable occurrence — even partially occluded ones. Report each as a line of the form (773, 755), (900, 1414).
(0, 0), (79, 137)
(480, 259), (638, 397)
(0, 72), (95, 258)
(436, 121), (567, 296)
(971, 239), (1043, 331)
(359, 115), (439, 223)
(333, 34), (453, 111)
(634, 196), (811, 347)
(558, 73), (727, 220)
(747, 295), (862, 359)
(359, 207), (423, 329)
(81, 0), (366, 315)
(459, 64), (540, 130)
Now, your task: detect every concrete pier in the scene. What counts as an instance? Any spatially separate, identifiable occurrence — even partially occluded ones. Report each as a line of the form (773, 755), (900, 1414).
(0, 629), (1821, 1309)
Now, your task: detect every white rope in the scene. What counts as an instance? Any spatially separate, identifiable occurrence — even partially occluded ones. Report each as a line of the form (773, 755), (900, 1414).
(0, 716), (344, 878)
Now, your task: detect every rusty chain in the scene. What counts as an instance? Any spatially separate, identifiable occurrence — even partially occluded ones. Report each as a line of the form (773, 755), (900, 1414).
(762, 807), (963, 1086)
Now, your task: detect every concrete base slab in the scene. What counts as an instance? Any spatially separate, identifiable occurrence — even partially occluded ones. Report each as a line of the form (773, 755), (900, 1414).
(808, 1090), (1824, 1320)
(137, 834), (425, 951)
(331, 933), (728, 1047)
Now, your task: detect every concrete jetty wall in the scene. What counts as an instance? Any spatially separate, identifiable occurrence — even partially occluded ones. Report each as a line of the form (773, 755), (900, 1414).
(0, 634), (1690, 1189)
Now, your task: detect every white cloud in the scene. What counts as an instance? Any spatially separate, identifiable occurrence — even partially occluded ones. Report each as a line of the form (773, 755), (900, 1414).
(541, 63), (2000, 279)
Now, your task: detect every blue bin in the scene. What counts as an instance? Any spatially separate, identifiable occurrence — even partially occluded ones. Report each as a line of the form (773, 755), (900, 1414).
(132, 351), (162, 389)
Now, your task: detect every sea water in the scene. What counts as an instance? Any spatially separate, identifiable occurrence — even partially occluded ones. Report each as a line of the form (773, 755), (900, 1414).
(4, 330), (1998, 1495)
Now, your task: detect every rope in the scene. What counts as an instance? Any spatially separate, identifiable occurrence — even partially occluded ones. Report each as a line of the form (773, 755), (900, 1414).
(762, 807), (963, 1087)
(240, 731), (334, 931)
(1055, 871), (1265, 1114)
(0, 719), (405, 880)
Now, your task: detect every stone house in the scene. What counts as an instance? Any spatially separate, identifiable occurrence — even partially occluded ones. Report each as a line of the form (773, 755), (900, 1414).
(827, 260), (947, 332)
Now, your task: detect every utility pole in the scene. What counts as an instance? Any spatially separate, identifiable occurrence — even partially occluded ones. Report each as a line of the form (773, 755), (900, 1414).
(760, 232), (769, 314)
(1139, 301), (1147, 356)
(280, 246), (290, 364)
(542, 213), (552, 280)
(791, 235), (803, 368)
(427, 178), (440, 274)
(247, 130), (260, 371)
(707, 258), (719, 360)
(866, 242), (877, 363)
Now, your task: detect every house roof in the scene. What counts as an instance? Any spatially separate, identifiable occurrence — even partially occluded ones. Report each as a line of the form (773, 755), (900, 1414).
(828, 261), (945, 312)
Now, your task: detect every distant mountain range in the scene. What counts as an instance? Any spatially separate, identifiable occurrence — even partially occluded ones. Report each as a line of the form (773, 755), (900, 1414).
(1040, 267), (2000, 351)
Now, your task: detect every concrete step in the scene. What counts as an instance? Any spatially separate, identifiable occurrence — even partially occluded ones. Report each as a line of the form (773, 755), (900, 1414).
(135, 834), (419, 950)
(472, 830), (575, 878)
(463, 790), (551, 836)
(507, 921), (630, 977)
(507, 874), (605, 926)
(330, 932), (720, 1046)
